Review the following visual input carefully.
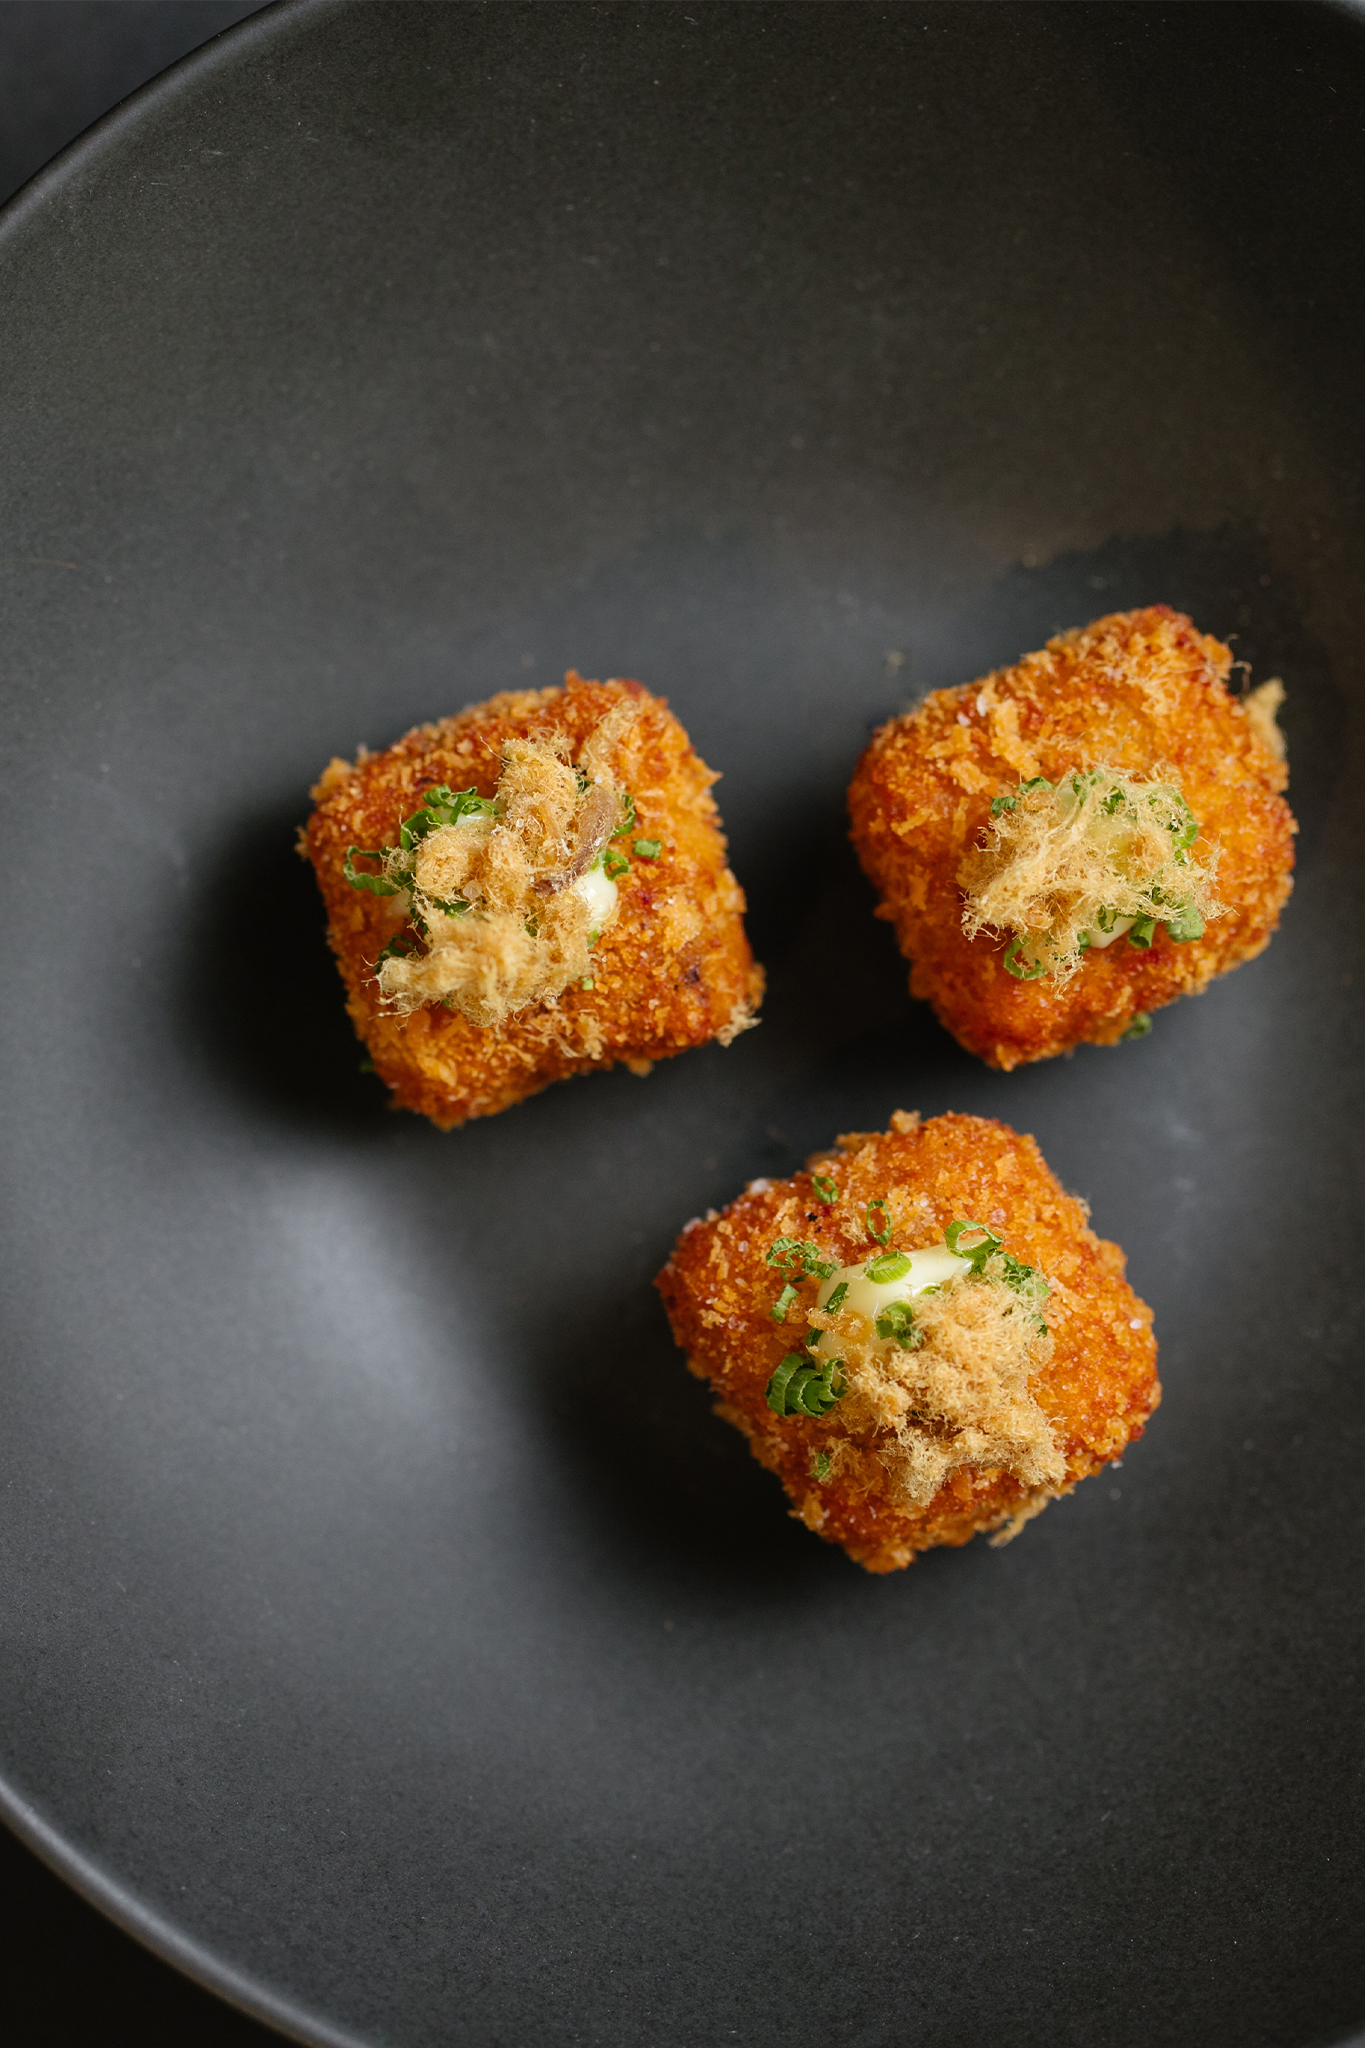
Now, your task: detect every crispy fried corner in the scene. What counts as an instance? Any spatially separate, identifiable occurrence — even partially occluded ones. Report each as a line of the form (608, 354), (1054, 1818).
(656, 1111), (1159, 1571)
(848, 606), (1296, 1068)
(305, 673), (763, 1126)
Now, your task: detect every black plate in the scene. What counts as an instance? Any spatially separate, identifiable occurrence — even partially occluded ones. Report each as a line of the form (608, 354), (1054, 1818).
(2, 5), (1363, 2044)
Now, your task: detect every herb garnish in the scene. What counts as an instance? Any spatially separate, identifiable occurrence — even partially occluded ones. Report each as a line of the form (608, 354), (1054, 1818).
(874, 1299), (923, 1349)
(811, 1173), (839, 1205)
(865, 1198), (891, 1245)
(771, 1283), (799, 1323)
(766, 1353), (846, 1418)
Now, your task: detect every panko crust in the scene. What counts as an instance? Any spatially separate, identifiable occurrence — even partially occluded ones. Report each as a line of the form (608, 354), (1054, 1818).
(306, 675), (764, 1126)
(848, 607), (1296, 1068)
(656, 1112), (1159, 1572)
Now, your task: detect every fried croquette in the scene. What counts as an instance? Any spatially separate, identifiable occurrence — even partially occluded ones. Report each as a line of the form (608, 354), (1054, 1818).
(848, 607), (1295, 1068)
(656, 1111), (1158, 1572)
(305, 673), (764, 1127)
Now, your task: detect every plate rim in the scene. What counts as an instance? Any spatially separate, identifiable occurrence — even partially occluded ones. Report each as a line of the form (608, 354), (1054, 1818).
(0, 3), (368, 2034)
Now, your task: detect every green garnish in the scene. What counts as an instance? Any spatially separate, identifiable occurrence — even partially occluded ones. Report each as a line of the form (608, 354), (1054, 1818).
(811, 1174), (839, 1205)
(765, 1353), (845, 1418)
(766, 1237), (836, 1280)
(581, 976), (594, 990)
(990, 775), (1052, 818)
(824, 1280), (849, 1315)
(945, 1219), (1003, 1272)
(866, 1198), (891, 1245)
(1160, 790), (1199, 851)
(398, 784), (496, 850)
(865, 1249), (912, 1285)
(358, 1056), (376, 1074)
(374, 931), (419, 967)
(1162, 903), (1204, 942)
(613, 792), (638, 838)
(343, 847), (404, 896)
(810, 1451), (832, 1482)
(874, 1299), (923, 1349)
(603, 850), (630, 880)
(771, 1283), (798, 1322)
(1122, 1011), (1153, 1040)
(1127, 913), (1157, 948)
(633, 839), (662, 860)
(805, 1328), (823, 1350)
(1004, 936), (1049, 980)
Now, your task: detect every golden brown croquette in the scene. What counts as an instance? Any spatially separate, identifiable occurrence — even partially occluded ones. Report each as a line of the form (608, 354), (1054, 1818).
(656, 1112), (1158, 1572)
(305, 673), (763, 1127)
(848, 607), (1295, 1068)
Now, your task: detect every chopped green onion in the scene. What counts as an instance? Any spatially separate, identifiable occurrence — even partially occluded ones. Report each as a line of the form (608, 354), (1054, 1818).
(810, 1451), (832, 1482)
(991, 775), (1051, 819)
(1163, 792), (1199, 849)
(1004, 936), (1049, 980)
(613, 792), (638, 838)
(824, 1280), (849, 1315)
(374, 931), (418, 966)
(1162, 904), (1204, 942)
(581, 976), (594, 990)
(426, 894), (470, 918)
(945, 1219), (1002, 1272)
(1127, 914), (1157, 948)
(765, 1237), (835, 1280)
(1103, 786), (1127, 815)
(805, 1328), (823, 1350)
(398, 784), (496, 851)
(874, 1299), (922, 1348)
(633, 838), (662, 859)
(866, 1198), (891, 1245)
(811, 1173), (839, 1206)
(343, 847), (404, 896)
(771, 1283), (798, 1322)
(766, 1354), (845, 1418)
(765, 1354), (801, 1412)
(865, 1249), (912, 1285)
(603, 850), (630, 880)
(1121, 1011), (1153, 1040)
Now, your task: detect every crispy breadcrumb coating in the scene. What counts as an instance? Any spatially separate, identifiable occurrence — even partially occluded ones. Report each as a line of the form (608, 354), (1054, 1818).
(848, 607), (1295, 1068)
(656, 1111), (1158, 1572)
(306, 674), (764, 1127)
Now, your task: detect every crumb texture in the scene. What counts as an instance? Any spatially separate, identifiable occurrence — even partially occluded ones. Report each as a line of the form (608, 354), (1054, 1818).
(306, 674), (763, 1125)
(848, 607), (1296, 1068)
(656, 1112), (1159, 1572)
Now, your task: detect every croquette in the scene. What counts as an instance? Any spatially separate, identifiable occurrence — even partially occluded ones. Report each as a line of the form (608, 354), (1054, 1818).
(305, 673), (764, 1126)
(656, 1111), (1158, 1572)
(848, 607), (1295, 1068)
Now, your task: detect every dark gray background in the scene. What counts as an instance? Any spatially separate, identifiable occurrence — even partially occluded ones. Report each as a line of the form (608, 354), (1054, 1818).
(0, 16), (273, 2044)
(1, 4), (1363, 2046)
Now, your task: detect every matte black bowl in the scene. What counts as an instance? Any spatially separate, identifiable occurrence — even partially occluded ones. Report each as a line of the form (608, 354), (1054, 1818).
(1, 5), (1363, 2044)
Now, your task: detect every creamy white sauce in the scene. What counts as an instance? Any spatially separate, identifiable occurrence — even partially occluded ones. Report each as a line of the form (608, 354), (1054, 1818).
(811, 1242), (971, 1358)
(572, 862), (618, 933)
(1083, 915), (1135, 950)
